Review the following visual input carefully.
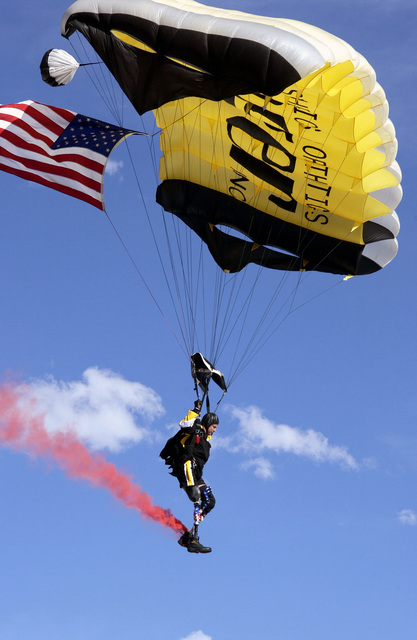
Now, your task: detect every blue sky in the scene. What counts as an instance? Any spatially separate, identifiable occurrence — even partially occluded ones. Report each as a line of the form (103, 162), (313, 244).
(1, 1), (416, 639)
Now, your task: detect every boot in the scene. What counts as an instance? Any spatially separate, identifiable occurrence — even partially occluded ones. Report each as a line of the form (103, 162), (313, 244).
(187, 535), (212, 554)
(178, 531), (193, 547)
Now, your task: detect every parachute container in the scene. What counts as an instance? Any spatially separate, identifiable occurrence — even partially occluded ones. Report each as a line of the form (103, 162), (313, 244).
(191, 353), (227, 394)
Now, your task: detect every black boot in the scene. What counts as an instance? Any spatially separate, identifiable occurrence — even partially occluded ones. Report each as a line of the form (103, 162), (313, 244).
(178, 531), (193, 547)
(187, 535), (212, 554)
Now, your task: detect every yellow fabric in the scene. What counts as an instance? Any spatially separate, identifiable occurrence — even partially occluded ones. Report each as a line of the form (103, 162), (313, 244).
(184, 459), (194, 486)
(180, 433), (191, 447)
(179, 410), (200, 429)
(155, 60), (400, 245)
(112, 30), (207, 72)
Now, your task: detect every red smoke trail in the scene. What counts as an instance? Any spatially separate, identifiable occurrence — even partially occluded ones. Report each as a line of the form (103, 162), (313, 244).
(0, 383), (186, 535)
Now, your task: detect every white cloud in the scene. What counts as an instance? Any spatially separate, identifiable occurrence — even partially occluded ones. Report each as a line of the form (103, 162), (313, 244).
(217, 405), (358, 475)
(19, 367), (164, 452)
(180, 632), (212, 640)
(398, 509), (417, 526)
(241, 457), (275, 480)
(361, 457), (378, 470)
(105, 159), (124, 177)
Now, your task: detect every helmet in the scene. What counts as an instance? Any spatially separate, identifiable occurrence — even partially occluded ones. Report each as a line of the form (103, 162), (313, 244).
(201, 413), (219, 428)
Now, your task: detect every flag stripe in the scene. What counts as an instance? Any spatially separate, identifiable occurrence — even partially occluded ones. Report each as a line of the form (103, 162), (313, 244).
(0, 146), (103, 200)
(0, 113), (62, 147)
(0, 161), (102, 209)
(10, 101), (74, 135)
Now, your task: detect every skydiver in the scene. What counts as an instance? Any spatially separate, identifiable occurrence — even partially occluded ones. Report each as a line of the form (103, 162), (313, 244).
(159, 400), (218, 553)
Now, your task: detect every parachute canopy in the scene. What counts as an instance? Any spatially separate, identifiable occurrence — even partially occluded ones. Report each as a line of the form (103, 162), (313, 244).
(60, 0), (401, 277)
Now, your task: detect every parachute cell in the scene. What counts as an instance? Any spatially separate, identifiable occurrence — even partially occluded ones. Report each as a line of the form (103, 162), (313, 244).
(61, 0), (401, 277)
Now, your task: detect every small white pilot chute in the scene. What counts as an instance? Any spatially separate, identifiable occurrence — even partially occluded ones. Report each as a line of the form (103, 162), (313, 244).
(40, 49), (80, 86)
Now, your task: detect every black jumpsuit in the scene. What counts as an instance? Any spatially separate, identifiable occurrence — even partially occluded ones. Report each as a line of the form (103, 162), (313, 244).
(172, 409), (216, 515)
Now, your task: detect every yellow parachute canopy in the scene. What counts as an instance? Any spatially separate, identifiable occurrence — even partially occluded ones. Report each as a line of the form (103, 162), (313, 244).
(61, 0), (401, 277)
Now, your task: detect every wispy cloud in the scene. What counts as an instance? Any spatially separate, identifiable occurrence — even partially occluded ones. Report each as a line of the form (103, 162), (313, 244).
(398, 509), (417, 526)
(18, 367), (164, 452)
(241, 456), (275, 480)
(180, 632), (212, 640)
(216, 405), (358, 476)
(105, 158), (124, 177)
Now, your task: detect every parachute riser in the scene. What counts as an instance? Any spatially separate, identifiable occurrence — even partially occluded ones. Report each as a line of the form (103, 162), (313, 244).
(193, 379), (210, 414)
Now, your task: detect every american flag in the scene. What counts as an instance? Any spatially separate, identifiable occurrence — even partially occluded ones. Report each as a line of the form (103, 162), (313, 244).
(0, 100), (137, 210)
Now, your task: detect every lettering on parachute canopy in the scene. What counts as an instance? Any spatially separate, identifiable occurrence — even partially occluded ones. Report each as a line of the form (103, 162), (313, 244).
(226, 92), (331, 226)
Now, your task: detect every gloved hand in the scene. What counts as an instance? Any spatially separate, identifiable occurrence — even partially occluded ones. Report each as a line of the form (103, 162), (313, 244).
(193, 399), (203, 414)
(192, 418), (204, 438)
